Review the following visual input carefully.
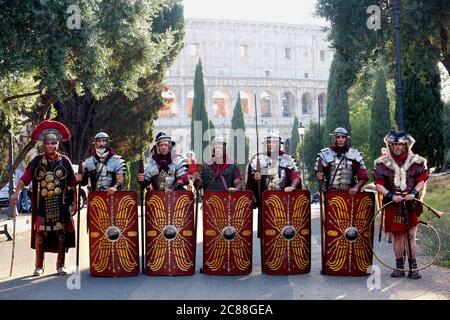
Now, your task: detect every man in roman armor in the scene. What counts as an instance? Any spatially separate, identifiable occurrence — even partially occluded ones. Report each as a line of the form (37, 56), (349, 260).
(137, 132), (189, 191)
(373, 130), (428, 279)
(10, 120), (77, 276)
(76, 132), (126, 194)
(246, 135), (302, 202)
(193, 137), (242, 192)
(315, 127), (368, 195)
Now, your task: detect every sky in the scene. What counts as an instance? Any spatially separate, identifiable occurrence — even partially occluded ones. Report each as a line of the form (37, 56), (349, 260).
(182, 0), (329, 26)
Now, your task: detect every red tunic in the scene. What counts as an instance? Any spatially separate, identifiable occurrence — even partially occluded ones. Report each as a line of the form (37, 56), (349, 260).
(373, 154), (428, 233)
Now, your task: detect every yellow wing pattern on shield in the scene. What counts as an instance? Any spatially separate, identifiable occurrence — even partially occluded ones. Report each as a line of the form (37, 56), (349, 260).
(172, 195), (194, 272)
(326, 195), (374, 273)
(353, 197), (374, 272)
(205, 194), (252, 272)
(291, 194), (310, 270)
(204, 195), (227, 271)
(90, 195), (138, 274)
(147, 194), (167, 271)
(264, 193), (310, 271)
(147, 193), (194, 272)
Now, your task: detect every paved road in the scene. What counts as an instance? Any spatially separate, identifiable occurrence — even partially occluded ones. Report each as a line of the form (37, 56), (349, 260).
(1, 204), (449, 300)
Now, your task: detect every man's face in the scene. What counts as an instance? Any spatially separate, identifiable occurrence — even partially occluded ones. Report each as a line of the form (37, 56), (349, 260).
(266, 140), (279, 154)
(214, 145), (223, 158)
(158, 141), (170, 155)
(43, 141), (58, 155)
(95, 138), (108, 149)
(335, 135), (347, 148)
(391, 142), (407, 156)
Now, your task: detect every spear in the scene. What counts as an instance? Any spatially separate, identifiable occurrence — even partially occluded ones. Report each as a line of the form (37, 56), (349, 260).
(139, 158), (146, 274)
(254, 94), (262, 239)
(76, 161), (83, 272)
(318, 161), (325, 272)
(9, 204), (17, 277)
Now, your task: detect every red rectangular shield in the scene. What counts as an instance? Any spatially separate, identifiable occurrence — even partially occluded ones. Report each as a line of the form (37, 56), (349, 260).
(262, 190), (311, 275)
(203, 191), (253, 275)
(322, 191), (375, 276)
(145, 190), (195, 276)
(88, 191), (139, 277)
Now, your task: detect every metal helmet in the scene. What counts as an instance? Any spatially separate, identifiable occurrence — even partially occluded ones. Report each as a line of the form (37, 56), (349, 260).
(211, 136), (226, 146)
(263, 134), (284, 144)
(331, 127), (349, 137)
(330, 127), (351, 147)
(155, 132), (172, 144)
(95, 132), (110, 140)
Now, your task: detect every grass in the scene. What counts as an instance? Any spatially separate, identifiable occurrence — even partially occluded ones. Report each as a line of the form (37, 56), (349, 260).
(421, 174), (450, 268)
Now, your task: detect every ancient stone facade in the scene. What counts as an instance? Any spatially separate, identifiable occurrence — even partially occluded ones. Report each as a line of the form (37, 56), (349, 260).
(155, 18), (332, 160)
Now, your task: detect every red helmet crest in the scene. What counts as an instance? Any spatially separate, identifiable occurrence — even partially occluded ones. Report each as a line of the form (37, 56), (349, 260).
(31, 120), (71, 142)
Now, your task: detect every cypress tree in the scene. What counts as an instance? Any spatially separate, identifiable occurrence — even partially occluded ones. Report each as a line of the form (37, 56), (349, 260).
(290, 116), (301, 160)
(370, 71), (391, 164)
(190, 59), (210, 161)
(228, 92), (249, 181)
(325, 53), (352, 137)
(403, 62), (445, 169)
(301, 121), (325, 192)
(209, 120), (216, 141)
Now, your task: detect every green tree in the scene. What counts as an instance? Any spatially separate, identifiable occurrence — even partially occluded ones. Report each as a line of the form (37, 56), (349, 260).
(403, 61), (446, 169)
(370, 71), (391, 166)
(325, 52), (352, 137)
(209, 120), (216, 141)
(316, 0), (449, 169)
(290, 116), (301, 160)
(228, 92), (249, 181)
(301, 121), (325, 192)
(190, 59), (210, 161)
(55, 2), (185, 162)
(0, 0), (184, 189)
(444, 101), (450, 167)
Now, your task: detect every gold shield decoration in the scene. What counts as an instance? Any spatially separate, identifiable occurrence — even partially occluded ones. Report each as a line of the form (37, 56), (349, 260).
(145, 190), (195, 276)
(203, 191), (253, 275)
(262, 190), (311, 275)
(323, 191), (375, 276)
(88, 191), (139, 277)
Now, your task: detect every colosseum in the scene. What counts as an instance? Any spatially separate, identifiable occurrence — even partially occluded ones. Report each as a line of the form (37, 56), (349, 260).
(155, 18), (332, 160)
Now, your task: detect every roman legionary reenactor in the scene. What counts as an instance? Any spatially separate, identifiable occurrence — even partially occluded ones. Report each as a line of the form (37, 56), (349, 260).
(75, 131), (126, 194)
(246, 134), (311, 275)
(197, 137), (253, 275)
(373, 130), (428, 279)
(137, 132), (189, 191)
(314, 127), (368, 194)
(246, 135), (302, 201)
(138, 132), (193, 276)
(193, 137), (242, 192)
(314, 128), (374, 276)
(10, 120), (77, 276)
